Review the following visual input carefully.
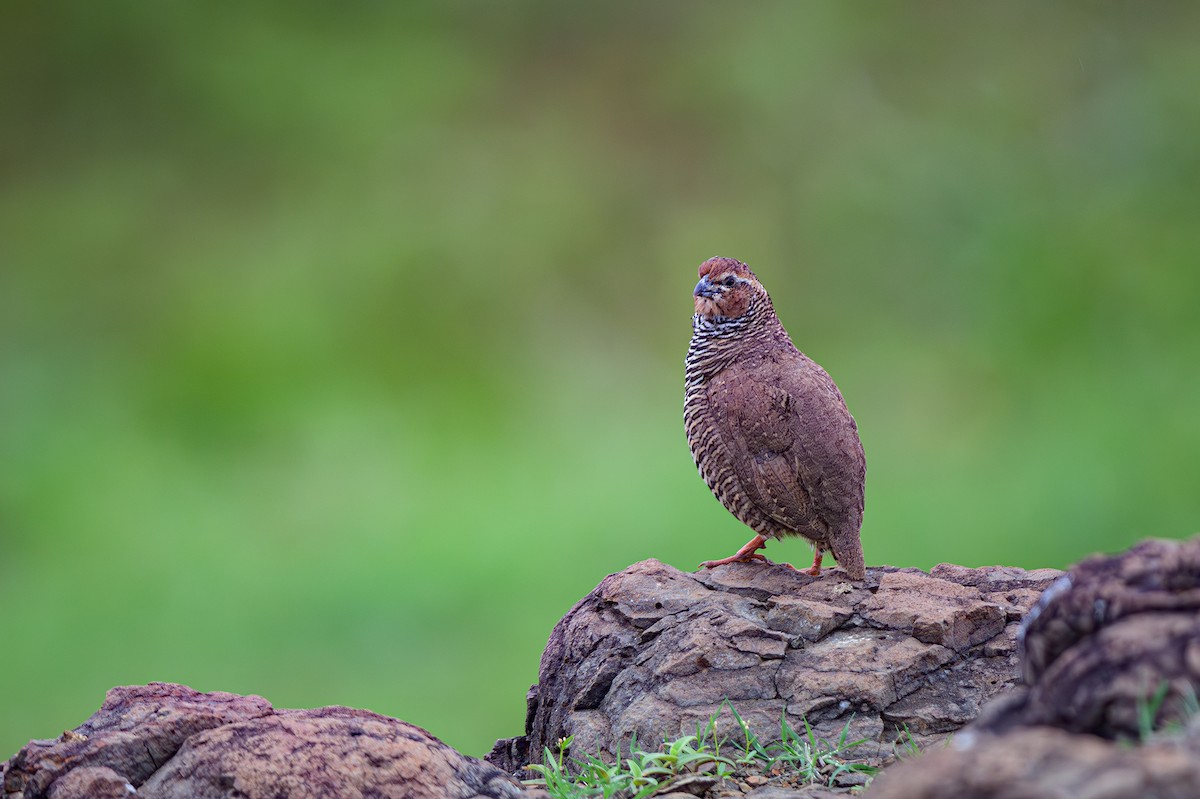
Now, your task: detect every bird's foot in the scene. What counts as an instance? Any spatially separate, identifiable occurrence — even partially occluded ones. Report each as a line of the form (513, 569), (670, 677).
(700, 552), (767, 569)
(699, 534), (769, 569)
(804, 549), (824, 577)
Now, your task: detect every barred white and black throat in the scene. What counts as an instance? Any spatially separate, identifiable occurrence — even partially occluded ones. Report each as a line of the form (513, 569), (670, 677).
(683, 256), (867, 580)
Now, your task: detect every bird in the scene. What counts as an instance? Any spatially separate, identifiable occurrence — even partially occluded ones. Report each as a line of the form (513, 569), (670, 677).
(684, 256), (866, 580)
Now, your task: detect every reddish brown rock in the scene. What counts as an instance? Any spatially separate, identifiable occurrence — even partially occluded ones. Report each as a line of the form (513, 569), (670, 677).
(3, 683), (540, 799)
(974, 535), (1200, 739)
(867, 724), (1200, 799)
(139, 706), (533, 799)
(3, 683), (271, 798)
(487, 559), (1062, 775)
(46, 768), (133, 799)
(868, 535), (1200, 799)
(859, 571), (1006, 652)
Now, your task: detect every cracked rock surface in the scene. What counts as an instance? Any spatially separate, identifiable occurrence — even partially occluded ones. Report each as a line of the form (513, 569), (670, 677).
(487, 559), (1061, 774)
(868, 723), (1200, 799)
(978, 535), (1200, 738)
(869, 535), (1200, 799)
(2, 683), (542, 799)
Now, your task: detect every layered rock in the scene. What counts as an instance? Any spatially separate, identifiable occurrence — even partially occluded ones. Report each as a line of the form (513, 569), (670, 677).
(979, 536), (1200, 737)
(488, 559), (1062, 774)
(867, 723), (1200, 799)
(869, 535), (1200, 799)
(2, 683), (540, 799)
(8, 537), (1195, 799)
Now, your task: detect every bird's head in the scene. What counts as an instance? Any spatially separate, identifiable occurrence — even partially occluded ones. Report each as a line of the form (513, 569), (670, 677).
(693, 257), (767, 322)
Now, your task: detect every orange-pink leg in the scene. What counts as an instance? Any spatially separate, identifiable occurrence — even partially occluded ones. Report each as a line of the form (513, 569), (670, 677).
(805, 549), (824, 577)
(700, 534), (768, 569)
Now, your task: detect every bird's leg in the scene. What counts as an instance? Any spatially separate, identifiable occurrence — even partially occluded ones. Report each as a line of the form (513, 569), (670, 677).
(700, 535), (768, 569)
(805, 549), (824, 577)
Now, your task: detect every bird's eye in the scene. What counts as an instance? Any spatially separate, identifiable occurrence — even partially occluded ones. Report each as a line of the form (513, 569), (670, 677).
(722, 276), (737, 287)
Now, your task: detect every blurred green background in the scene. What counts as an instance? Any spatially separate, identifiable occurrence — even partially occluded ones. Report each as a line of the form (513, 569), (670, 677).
(2, 1), (1198, 762)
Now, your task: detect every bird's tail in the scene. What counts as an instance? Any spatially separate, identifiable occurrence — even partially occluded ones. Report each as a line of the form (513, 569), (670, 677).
(833, 536), (866, 581)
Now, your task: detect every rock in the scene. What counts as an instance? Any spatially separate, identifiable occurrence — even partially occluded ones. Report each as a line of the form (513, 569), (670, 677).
(2, 683), (541, 799)
(977, 535), (1200, 739)
(4, 683), (272, 798)
(744, 789), (843, 799)
(867, 724), (1200, 799)
(1020, 537), (1200, 683)
(139, 706), (532, 799)
(867, 535), (1200, 799)
(486, 559), (1061, 775)
(660, 774), (719, 796)
(46, 768), (134, 799)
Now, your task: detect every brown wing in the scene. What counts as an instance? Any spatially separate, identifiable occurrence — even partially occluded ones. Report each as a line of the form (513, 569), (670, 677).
(705, 348), (865, 547)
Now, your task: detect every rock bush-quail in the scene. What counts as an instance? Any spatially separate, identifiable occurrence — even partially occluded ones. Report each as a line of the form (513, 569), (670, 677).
(684, 256), (867, 580)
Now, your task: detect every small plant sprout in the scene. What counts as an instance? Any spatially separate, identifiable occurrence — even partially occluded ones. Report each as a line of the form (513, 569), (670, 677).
(893, 723), (922, 759)
(723, 701), (770, 764)
(1136, 680), (1200, 742)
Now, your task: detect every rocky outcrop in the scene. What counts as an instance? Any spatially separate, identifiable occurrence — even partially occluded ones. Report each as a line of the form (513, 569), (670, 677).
(2, 683), (542, 799)
(487, 559), (1062, 775)
(978, 536), (1200, 738)
(4, 683), (271, 798)
(867, 723), (1200, 799)
(868, 536), (1200, 799)
(8, 538), (1194, 799)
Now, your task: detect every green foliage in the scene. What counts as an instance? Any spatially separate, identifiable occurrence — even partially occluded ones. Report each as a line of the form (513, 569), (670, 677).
(1136, 682), (1200, 742)
(2, 1), (1200, 762)
(526, 703), (879, 798)
(724, 702), (879, 783)
(528, 734), (737, 799)
(891, 724), (924, 761)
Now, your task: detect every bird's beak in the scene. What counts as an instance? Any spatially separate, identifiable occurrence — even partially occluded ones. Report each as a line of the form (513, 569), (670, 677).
(694, 277), (719, 299)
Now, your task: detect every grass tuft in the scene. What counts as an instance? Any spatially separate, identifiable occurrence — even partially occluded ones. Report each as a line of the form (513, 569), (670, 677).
(892, 723), (923, 760)
(525, 700), (882, 798)
(1136, 681), (1200, 743)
